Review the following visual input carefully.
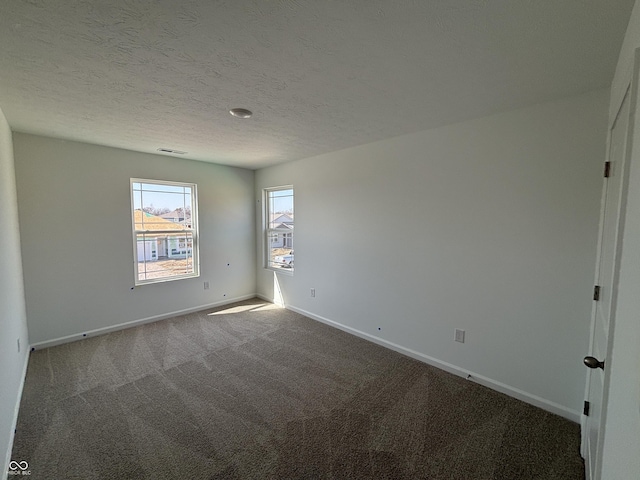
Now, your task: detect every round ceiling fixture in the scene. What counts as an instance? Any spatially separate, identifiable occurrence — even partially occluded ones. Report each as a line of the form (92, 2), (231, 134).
(229, 108), (253, 119)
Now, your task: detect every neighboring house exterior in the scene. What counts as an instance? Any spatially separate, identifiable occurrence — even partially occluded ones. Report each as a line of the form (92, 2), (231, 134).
(134, 210), (193, 260)
(160, 208), (192, 226)
(269, 213), (293, 248)
(271, 213), (293, 225)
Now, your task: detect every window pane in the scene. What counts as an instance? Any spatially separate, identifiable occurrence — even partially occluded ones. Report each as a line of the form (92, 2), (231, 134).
(265, 186), (294, 271)
(136, 232), (195, 282)
(268, 233), (294, 269)
(267, 189), (294, 229)
(135, 182), (193, 220)
(132, 179), (198, 284)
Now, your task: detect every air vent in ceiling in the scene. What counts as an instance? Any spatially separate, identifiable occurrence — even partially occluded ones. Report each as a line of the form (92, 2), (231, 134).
(157, 148), (187, 155)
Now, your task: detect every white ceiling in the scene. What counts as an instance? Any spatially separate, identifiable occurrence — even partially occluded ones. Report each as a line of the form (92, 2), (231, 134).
(0, 0), (634, 169)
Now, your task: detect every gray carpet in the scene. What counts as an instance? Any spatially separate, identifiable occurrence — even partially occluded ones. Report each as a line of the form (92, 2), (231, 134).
(9, 298), (584, 479)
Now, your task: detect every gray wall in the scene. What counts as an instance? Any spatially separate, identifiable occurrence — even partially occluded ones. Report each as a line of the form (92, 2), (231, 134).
(13, 134), (256, 345)
(0, 110), (29, 475)
(255, 89), (609, 420)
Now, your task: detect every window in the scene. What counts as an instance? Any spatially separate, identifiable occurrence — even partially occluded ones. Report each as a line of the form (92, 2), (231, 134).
(131, 179), (199, 284)
(265, 186), (294, 271)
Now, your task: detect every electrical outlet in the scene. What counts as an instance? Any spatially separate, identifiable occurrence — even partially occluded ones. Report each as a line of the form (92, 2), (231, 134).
(204, 281), (210, 290)
(310, 288), (315, 298)
(454, 328), (465, 343)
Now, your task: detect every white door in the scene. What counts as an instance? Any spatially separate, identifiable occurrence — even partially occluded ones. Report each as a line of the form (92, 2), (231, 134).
(157, 238), (167, 257)
(583, 86), (631, 480)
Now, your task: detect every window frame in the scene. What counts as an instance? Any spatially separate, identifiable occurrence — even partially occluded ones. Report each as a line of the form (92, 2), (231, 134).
(264, 186), (294, 274)
(130, 178), (199, 285)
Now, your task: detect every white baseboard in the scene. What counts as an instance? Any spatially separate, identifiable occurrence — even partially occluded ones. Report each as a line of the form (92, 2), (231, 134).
(29, 294), (258, 350)
(284, 303), (581, 423)
(4, 349), (30, 478)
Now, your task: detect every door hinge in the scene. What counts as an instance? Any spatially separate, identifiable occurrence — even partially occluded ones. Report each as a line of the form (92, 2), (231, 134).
(604, 161), (611, 178)
(593, 285), (601, 301)
(584, 400), (590, 416)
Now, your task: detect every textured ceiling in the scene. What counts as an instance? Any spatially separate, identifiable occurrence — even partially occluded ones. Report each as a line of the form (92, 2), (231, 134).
(0, 0), (634, 169)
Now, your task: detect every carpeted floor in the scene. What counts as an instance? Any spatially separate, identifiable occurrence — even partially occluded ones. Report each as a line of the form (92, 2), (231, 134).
(9, 298), (584, 479)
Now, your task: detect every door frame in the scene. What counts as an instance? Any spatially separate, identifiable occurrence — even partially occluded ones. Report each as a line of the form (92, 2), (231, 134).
(581, 48), (640, 480)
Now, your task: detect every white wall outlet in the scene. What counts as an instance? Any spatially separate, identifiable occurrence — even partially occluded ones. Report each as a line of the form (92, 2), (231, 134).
(455, 328), (465, 343)
(310, 288), (316, 297)
(204, 281), (210, 290)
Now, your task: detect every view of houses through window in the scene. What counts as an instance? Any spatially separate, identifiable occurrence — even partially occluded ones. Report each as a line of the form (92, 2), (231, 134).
(266, 187), (294, 271)
(131, 179), (199, 284)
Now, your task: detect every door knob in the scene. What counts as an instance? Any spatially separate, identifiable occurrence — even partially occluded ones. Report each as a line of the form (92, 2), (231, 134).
(584, 356), (605, 369)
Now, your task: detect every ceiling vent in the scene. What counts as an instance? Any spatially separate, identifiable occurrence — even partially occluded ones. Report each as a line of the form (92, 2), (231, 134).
(157, 148), (187, 155)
